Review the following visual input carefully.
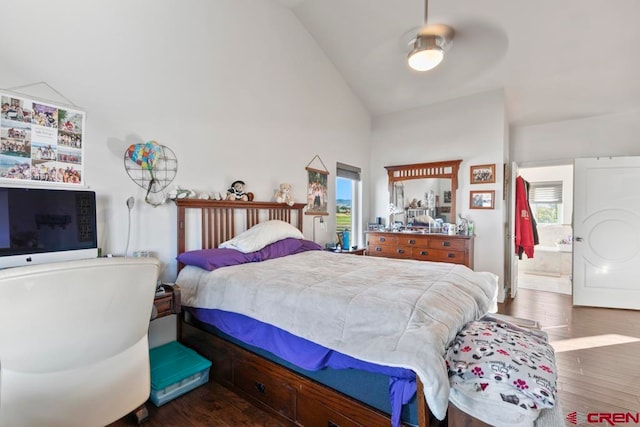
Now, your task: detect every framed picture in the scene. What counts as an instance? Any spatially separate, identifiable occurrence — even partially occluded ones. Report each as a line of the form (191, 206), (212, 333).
(305, 167), (329, 215)
(470, 190), (495, 209)
(443, 190), (451, 204)
(470, 164), (496, 184)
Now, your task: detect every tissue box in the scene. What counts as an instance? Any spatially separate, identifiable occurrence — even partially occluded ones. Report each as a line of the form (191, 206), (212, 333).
(149, 341), (211, 406)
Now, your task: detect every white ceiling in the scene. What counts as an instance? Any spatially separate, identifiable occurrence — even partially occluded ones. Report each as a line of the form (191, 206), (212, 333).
(278, 0), (640, 127)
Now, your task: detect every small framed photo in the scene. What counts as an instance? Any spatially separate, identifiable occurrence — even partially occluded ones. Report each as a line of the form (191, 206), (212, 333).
(470, 190), (495, 209)
(470, 164), (496, 184)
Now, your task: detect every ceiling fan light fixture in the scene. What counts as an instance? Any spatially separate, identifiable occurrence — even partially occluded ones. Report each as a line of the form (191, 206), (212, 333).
(408, 35), (444, 71)
(405, 0), (454, 72)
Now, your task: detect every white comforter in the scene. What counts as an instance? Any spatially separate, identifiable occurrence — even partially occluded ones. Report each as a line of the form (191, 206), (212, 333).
(177, 250), (498, 420)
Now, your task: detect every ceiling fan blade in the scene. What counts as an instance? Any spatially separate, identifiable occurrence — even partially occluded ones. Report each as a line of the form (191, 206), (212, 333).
(417, 23), (454, 38)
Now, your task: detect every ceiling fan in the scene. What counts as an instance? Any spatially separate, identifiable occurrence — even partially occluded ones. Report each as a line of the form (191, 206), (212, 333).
(407, 0), (454, 71)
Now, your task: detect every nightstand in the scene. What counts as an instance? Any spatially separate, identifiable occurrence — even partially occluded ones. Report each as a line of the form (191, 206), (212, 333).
(149, 283), (182, 357)
(154, 284), (181, 319)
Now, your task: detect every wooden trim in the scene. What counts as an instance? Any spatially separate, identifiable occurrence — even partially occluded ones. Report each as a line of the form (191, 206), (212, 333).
(176, 199), (307, 211)
(416, 377), (430, 427)
(176, 199), (306, 272)
(385, 160), (462, 182)
(305, 166), (329, 175)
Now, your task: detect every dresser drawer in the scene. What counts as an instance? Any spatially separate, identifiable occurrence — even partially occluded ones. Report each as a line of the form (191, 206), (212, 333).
(398, 235), (428, 247)
(417, 248), (466, 264)
(154, 295), (173, 317)
(366, 234), (399, 246)
(234, 359), (296, 420)
(296, 383), (390, 427)
(427, 238), (467, 251)
(297, 394), (361, 427)
(367, 245), (412, 259)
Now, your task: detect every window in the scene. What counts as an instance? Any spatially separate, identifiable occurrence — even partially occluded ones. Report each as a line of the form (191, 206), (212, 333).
(336, 162), (362, 248)
(529, 181), (562, 224)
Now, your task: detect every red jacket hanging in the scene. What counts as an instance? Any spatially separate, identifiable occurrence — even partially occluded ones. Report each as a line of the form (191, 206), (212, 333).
(515, 176), (535, 259)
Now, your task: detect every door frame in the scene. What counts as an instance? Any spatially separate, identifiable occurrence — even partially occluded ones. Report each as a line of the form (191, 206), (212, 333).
(507, 159), (574, 299)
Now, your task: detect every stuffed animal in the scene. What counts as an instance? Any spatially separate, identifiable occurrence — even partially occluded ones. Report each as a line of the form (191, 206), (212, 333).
(226, 180), (249, 201)
(274, 183), (295, 206)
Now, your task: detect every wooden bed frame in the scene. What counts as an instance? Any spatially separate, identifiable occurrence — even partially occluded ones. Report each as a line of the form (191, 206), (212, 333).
(175, 199), (486, 427)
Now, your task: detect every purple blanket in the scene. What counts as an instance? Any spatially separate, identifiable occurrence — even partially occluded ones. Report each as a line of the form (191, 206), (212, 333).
(189, 307), (416, 427)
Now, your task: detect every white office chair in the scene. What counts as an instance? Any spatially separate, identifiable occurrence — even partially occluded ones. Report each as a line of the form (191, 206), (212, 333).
(0, 257), (161, 427)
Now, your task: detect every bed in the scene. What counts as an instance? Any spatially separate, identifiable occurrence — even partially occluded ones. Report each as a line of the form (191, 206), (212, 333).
(175, 199), (499, 427)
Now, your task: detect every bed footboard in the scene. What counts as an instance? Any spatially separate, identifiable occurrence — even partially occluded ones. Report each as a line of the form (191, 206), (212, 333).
(179, 315), (440, 427)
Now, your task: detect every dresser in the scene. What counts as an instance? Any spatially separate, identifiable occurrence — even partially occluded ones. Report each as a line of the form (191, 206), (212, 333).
(366, 231), (474, 269)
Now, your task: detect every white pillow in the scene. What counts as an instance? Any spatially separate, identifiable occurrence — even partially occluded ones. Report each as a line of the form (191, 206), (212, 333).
(219, 220), (304, 253)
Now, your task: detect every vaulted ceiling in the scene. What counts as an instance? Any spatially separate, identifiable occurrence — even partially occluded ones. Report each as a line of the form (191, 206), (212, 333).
(277, 0), (640, 127)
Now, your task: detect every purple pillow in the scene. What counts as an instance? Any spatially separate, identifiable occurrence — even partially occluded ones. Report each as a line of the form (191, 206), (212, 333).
(178, 238), (324, 271)
(295, 239), (323, 253)
(256, 237), (304, 261)
(257, 238), (323, 261)
(177, 247), (258, 271)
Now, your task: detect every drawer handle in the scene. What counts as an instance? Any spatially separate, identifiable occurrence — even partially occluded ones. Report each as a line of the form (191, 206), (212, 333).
(379, 237), (386, 243)
(447, 253), (455, 258)
(408, 239), (416, 244)
(442, 241), (451, 247)
(255, 382), (266, 394)
(420, 251), (428, 256)
(375, 247), (382, 252)
(397, 249), (405, 254)
(328, 422), (340, 427)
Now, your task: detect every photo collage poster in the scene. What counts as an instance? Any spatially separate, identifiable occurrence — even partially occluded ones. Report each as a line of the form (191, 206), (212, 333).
(0, 91), (85, 185)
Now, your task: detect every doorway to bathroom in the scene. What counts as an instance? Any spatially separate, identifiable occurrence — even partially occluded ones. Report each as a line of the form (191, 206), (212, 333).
(517, 164), (573, 295)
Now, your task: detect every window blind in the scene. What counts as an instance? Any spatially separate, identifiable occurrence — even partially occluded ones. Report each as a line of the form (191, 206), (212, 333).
(336, 162), (361, 181)
(529, 181), (563, 203)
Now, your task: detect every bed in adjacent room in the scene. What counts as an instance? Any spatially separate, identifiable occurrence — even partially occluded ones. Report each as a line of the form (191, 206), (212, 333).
(174, 199), (499, 427)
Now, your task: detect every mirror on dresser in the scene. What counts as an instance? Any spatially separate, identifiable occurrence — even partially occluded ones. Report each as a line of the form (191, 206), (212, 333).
(386, 160), (462, 227)
(367, 159), (473, 268)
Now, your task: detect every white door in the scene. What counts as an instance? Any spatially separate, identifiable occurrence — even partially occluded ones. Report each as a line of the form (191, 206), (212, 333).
(573, 156), (640, 309)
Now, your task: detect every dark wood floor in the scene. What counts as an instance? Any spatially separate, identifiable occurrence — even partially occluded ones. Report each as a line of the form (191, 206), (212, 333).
(501, 288), (640, 416)
(110, 288), (640, 426)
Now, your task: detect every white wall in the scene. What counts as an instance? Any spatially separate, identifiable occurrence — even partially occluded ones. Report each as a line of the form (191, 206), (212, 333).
(370, 90), (508, 294)
(0, 0), (371, 280)
(511, 111), (640, 164)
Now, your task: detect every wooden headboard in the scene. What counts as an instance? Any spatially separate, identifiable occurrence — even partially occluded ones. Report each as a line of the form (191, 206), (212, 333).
(176, 199), (307, 271)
